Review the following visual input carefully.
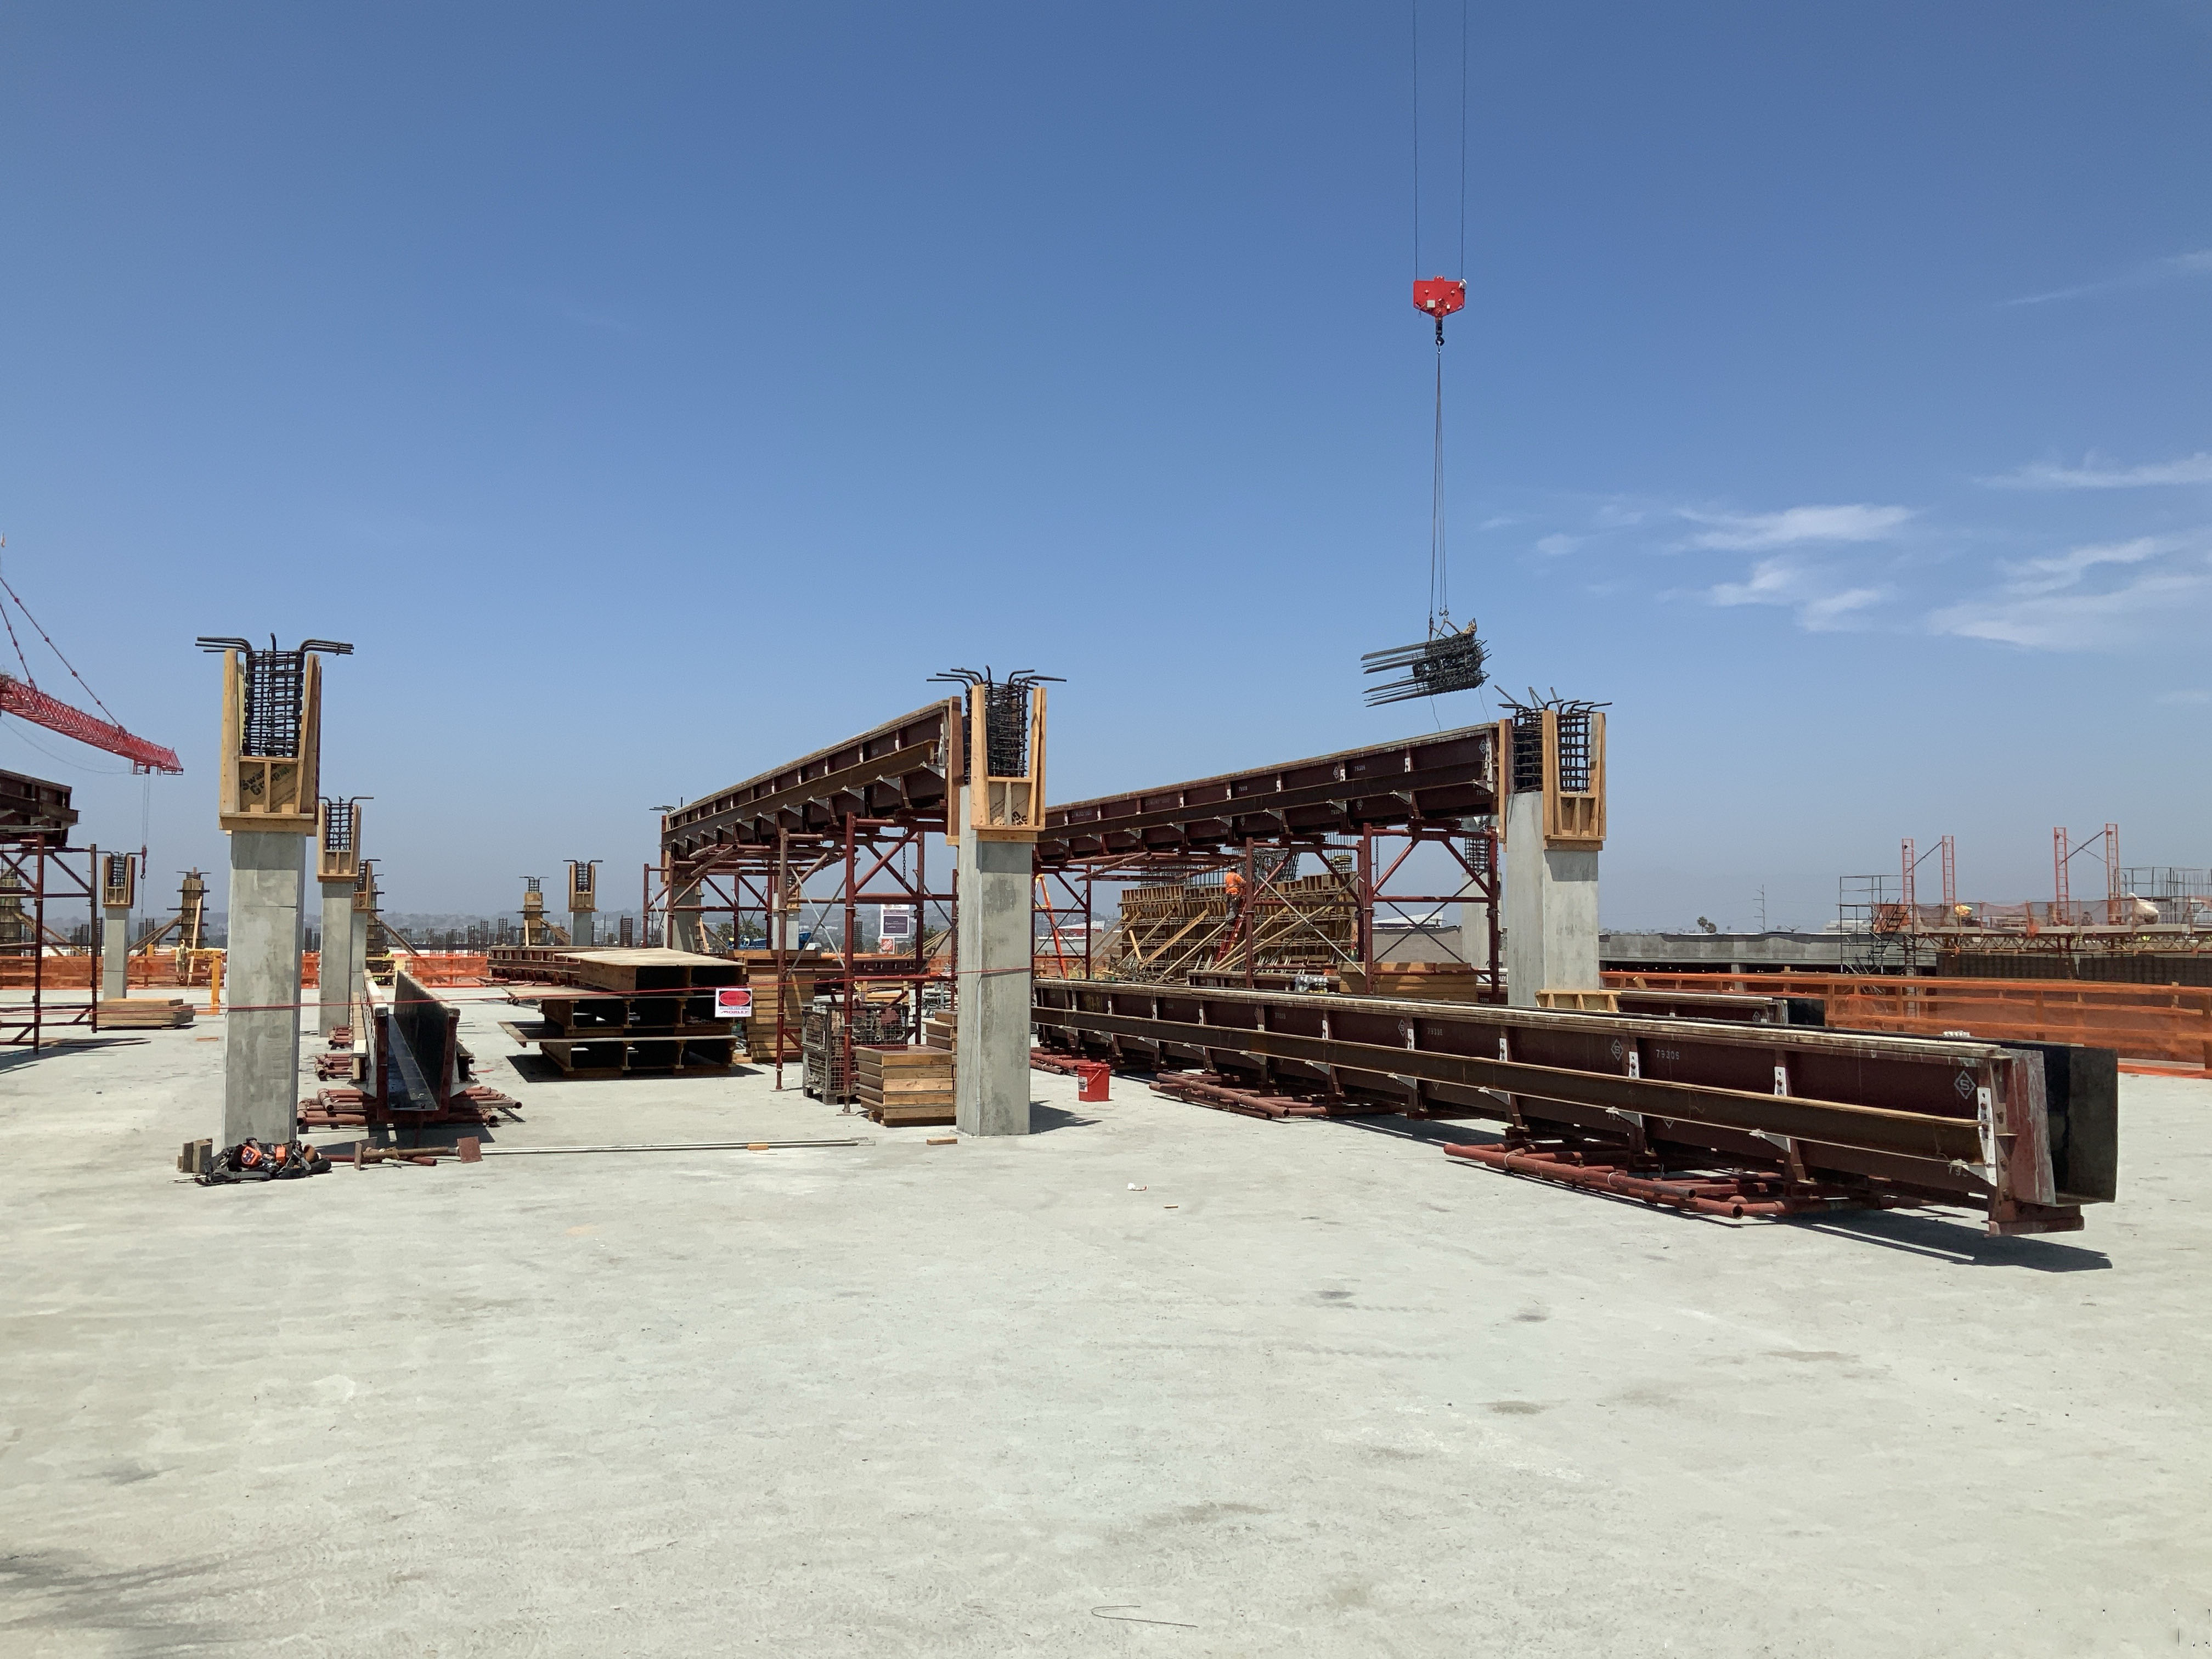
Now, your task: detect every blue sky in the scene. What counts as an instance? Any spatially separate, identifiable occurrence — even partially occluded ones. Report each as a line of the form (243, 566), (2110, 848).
(2, 2), (2208, 930)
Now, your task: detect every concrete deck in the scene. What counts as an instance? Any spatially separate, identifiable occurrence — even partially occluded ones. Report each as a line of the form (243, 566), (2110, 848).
(3, 987), (2208, 1655)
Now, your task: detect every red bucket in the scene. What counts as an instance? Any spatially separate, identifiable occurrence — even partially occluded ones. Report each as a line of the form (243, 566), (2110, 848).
(1074, 1060), (1111, 1103)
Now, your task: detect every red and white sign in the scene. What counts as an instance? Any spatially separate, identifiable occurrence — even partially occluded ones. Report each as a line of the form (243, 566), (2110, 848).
(713, 986), (754, 1020)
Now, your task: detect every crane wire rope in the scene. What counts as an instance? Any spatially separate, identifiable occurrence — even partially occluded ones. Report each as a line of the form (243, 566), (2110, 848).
(0, 566), (130, 727)
(1415, 0), (1470, 637)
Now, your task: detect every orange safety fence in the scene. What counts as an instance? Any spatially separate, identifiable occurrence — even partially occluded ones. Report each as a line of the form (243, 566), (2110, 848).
(1604, 970), (2212, 1066)
(0, 950), (491, 991)
(1, 949), (231, 989)
(392, 952), (489, 986)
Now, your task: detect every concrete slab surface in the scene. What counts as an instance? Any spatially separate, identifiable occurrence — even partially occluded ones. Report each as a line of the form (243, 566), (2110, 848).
(3, 986), (2209, 1656)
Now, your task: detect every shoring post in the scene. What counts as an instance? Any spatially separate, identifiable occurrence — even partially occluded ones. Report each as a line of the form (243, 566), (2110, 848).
(1356, 829), (1375, 974)
(1241, 842), (1256, 990)
(774, 828), (790, 1091)
(1485, 832), (1504, 999)
(32, 844), (47, 1049)
(843, 813), (859, 1103)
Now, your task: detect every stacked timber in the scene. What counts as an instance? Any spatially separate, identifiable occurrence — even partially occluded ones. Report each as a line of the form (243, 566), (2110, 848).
(923, 1012), (957, 1052)
(1337, 963), (1489, 1002)
(526, 948), (743, 1076)
(855, 1046), (956, 1126)
(97, 997), (195, 1029)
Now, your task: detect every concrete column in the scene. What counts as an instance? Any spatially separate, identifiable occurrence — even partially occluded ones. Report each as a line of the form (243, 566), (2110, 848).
(349, 904), (369, 997)
(1458, 889), (1493, 981)
(669, 879), (702, 953)
(101, 907), (130, 1001)
(224, 830), (307, 1146)
(318, 880), (354, 1034)
(953, 808), (1034, 1137)
(569, 911), (594, 948)
(1503, 790), (1600, 1008)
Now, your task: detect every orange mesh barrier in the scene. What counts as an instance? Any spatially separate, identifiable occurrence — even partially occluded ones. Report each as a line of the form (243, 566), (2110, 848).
(1604, 970), (2212, 1066)
(391, 953), (488, 986)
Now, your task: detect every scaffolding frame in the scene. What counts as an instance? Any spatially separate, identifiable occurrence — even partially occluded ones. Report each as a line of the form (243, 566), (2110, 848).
(1059, 823), (1503, 997)
(0, 835), (99, 1049)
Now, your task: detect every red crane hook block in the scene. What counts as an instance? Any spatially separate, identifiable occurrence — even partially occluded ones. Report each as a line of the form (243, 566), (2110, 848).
(1412, 277), (1466, 321)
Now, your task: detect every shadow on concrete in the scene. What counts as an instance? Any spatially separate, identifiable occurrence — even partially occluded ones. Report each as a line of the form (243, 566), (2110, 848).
(0, 1036), (150, 1074)
(1334, 1115), (1505, 1149)
(501, 1053), (761, 1085)
(1339, 1115), (2113, 1267)
(0, 1545), (241, 1651)
(1787, 1210), (2113, 1272)
(1030, 1103), (1101, 1134)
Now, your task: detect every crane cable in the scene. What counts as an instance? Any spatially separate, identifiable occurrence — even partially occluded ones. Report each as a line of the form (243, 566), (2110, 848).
(1413, 0), (1470, 637)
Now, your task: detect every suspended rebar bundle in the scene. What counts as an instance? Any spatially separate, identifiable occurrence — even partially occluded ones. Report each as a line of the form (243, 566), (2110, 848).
(1361, 621), (1488, 707)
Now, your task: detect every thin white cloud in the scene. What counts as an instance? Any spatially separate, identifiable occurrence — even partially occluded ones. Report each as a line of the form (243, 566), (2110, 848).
(1980, 451), (2212, 489)
(1534, 533), (1581, 558)
(1928, 563), (2212, 650)
(1707, 557), (1889, 631)
(1680, 504), (1914, 551)
(2001, 536), (2171, 596)
(2005, 248), (2212, 307)
(1799, 588), (1886, 629)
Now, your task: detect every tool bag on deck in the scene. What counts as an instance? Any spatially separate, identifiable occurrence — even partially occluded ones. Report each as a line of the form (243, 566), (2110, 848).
(196, 1138), (329, 1186)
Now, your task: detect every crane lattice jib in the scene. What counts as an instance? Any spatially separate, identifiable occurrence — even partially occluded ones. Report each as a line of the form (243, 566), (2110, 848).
(0, 674), (183, 773)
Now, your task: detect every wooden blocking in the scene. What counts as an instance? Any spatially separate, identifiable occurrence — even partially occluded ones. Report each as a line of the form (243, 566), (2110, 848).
(1535, 988), (1620, 1014)
(99, 997), (195, 1029)
(922, 1014), (957, 1052)
(177, 1138), (213, 1175)
(560, 947), (745, 993)
(1339, 964), (1487, 1003)
(541, 1037), (629, 1074)
(874, 1102), (957, 1126)
(539, 995), (633, 1033)
(856, 1045), (957, 1125)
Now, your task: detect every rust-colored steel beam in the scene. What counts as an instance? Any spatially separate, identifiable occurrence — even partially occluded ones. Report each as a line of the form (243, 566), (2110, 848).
(661, 703), (957, 864)
(0, 768), (76, 842)
(1036, 724), (1497, 867)
(1031, 980), (2114, 1234)
(0, 675), (182, 775)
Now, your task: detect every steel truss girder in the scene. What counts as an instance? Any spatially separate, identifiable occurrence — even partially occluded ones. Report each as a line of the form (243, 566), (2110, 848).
(1036, 725), (1497, 867)
(661, 703), (956, 865)
(1031, 981), (2107, 1233)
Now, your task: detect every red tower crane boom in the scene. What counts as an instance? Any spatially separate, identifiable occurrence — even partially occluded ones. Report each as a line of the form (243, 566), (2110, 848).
(0, 674), (182, 773)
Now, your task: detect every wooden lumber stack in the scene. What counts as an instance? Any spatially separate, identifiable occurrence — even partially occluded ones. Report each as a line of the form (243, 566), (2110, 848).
(1338, 963), (1490, 1002)
(97, 997), (195, 1029)
(923, 1012), (957, 1052)
(855, 1045), (956, 1126)
(523, 948), (744, 1076)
